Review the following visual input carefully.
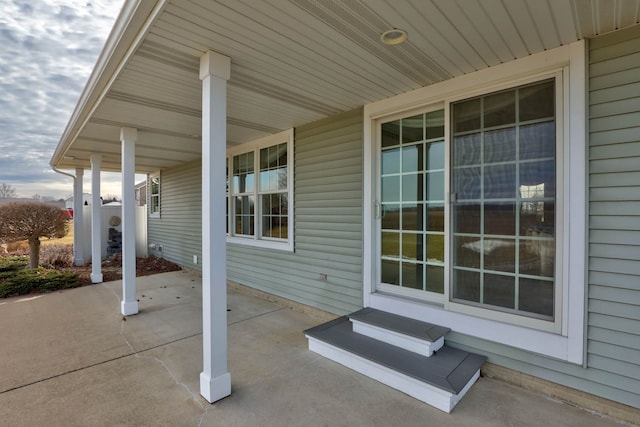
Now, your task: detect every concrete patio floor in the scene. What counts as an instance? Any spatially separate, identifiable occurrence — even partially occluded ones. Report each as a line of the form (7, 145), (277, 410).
(0, 270), (627, 426)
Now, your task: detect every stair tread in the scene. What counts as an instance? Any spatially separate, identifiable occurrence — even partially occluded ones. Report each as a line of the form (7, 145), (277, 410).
(305, 316), (486, 394)
(349, 307), (450, 342)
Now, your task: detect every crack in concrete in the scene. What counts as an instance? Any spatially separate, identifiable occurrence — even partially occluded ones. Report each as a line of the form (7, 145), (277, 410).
(102, 281), (210, 424)
(117, 320), (209, 423)
(197, 404), (213, 427)
(100, 282), (289, 426)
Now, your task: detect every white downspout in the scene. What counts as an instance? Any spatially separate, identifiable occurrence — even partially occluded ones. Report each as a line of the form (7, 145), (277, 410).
(51, 166), (85, 266)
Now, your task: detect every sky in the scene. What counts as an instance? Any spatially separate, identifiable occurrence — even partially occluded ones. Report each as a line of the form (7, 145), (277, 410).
(0, 0), (129, 200)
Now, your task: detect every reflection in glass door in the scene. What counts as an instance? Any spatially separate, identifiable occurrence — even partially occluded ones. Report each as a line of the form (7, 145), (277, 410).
(450, 79), (556, 319)
(379, 109), (445, 295)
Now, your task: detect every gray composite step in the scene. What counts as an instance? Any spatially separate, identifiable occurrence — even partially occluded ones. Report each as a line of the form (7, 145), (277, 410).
(304, 316), (486, 394)
(349, 307), (450, 342)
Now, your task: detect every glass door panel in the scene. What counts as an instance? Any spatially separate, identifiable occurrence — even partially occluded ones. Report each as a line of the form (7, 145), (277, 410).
(380, 110), (445, 295)
(450, 79), (556, 320)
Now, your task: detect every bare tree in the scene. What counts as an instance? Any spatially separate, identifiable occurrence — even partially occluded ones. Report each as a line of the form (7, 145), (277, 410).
(0, 183), (17, 198)
(0, 202), (68, 268)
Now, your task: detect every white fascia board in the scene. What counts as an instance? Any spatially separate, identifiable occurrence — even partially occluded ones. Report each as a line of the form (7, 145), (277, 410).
(51, 0), (168, 168)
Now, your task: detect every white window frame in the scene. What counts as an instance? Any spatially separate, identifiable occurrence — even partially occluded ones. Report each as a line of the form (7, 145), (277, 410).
(226, 129), (294, 251)
(148, 172), (160, 218)
(363, 41), (586, 364)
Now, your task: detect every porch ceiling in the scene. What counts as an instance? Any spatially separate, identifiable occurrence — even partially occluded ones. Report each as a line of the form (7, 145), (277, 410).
(52, 0), (640, 173)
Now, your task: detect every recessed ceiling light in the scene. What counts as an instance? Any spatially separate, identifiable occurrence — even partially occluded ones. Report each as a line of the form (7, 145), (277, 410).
(380, 28), (408, 45)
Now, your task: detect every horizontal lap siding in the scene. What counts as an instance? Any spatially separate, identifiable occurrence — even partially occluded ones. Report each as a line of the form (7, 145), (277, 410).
(587, 25), (640, 407)
(147, 109), (363, 315)
(147, 161), (202, 270)
(227, 108), (364, 314)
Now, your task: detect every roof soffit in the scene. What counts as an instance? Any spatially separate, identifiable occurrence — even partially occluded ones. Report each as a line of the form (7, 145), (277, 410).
(53, 0), (640, 172)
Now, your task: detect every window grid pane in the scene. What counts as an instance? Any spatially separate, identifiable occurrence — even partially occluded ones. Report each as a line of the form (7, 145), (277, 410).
(261, 193), (288, 240)
(259, 143), (288, 241)
(232, 151), (255, 195)
(451, 79), (556, 320)
(150, 176), (160, 215)
(381, 109), (445, 294)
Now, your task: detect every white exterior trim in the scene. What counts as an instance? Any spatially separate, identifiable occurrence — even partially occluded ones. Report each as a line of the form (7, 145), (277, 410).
(226, 129), (294, 252)
(52, 0), (168, 166)
(148, 171), (160, 219)
(199, 50), (232, 404)
(566, 41), (587, 364)
(363, 41), (587, 364)
(90, 154), (103, 283)
(120, 127), (138, 316)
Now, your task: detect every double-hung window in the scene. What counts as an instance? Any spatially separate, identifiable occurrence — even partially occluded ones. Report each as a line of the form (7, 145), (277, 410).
(366, 42), (586, 362)
(226, 129), (293, 251)
(149, 172), (160, 218)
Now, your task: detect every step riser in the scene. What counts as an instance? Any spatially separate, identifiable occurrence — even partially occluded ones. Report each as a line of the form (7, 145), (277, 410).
(351, 320), (444, 357)
(307, 336), (479, 413)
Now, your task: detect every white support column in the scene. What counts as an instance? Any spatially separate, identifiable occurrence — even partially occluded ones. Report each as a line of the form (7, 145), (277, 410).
(121, 127), (138, 316)
(90, 154), (103, 283)
(199, 50), (231, 403)
(73, 168), (85, 266)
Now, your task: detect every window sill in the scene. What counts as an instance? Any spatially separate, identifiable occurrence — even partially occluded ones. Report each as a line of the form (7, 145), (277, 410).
(226, 236), (293, 252)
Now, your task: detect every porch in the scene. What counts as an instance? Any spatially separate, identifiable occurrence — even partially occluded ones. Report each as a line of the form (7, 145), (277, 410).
(0, 271), (620, 426)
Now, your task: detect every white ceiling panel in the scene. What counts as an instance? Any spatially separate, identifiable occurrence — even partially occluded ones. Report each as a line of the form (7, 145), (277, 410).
(54, 0), (640, 174)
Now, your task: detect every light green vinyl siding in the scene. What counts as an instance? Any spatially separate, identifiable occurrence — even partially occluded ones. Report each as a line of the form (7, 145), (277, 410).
(147, 161), (202, 269)
(227, 108), (363, 314)
(586, 24), (640, 408)
(149, 108), (363, 314)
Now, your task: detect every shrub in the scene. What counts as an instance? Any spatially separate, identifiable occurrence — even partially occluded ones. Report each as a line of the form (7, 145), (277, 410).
(0, 257), (80, 298)
(0, 257), (28, 273)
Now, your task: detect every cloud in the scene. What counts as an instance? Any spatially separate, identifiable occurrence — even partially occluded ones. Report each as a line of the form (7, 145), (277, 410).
(0, 0), (123, 199)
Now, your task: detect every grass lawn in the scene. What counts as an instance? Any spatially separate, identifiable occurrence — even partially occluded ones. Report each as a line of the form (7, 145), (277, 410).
(42, 220), (74, 246)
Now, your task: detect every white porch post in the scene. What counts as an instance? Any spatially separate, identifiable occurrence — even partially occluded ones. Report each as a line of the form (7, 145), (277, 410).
(120, 127), (138, 316)
(199, 50), (231, 403)
(73, 168), (85, 266)
(90, 154), (103, 283)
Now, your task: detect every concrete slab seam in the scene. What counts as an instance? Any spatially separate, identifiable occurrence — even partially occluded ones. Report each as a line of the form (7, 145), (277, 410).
(0, 332), (203, 395)
(228, 307), (286, 326)
(0, 352), (134, 395)
(100, 282), (120, 302)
